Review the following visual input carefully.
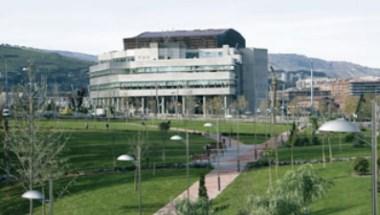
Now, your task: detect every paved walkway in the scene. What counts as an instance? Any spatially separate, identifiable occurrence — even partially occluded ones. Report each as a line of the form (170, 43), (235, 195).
(154, 129), (289, 215)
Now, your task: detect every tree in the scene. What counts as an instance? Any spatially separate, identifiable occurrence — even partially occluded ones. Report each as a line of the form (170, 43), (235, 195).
(198, 173), (208, 200)
(69, 87), (87, 112)
(342, 95), (359, 118)
(242, 164), (332, 215)
(185, 95), (197, 117)
(175, 198), (214, 215)
(8, 62), (68, 215)
(353, 157), (369, 175)
(230, 95), (248, 116)
(208, 96), (224, 116)
(158, 121), (171, 161)
(288, 122), (298, 168)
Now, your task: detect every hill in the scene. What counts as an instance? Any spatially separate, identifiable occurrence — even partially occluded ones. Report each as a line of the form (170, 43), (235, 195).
(269, 53), (380, 78)
(0, 44), (94, 91)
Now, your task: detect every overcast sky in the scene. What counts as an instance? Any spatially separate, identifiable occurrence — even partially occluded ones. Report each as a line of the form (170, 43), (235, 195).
(1, 0), (379, 68)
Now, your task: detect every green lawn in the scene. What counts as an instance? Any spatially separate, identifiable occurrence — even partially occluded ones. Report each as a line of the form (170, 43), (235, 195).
(213, 161), (373, 215)
(276, 132), (374, 162)
(0, 119), (214, 215)
(149, 119), (289, 135)
(1, 168), (208, 215)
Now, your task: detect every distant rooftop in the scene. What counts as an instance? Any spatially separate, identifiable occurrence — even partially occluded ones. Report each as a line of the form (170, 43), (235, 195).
(123, 28), (246, 50)
(136, 29), (231, 38)
(350, 76), (380, 83)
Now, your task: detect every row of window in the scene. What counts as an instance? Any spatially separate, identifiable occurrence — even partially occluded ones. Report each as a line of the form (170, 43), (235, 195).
(90, 65), (235, 78)
(90, 79), (236, 91)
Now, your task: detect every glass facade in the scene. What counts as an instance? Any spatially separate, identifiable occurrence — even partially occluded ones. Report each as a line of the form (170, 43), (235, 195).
(90, 64), (235, 78)
(90, 79), (236, 91)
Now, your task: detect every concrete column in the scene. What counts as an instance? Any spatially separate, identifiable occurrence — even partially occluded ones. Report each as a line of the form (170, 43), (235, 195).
(182, 96), (186, 115)
(115, 98), (120, 112)
(141, 97), (145, 114)
(161, 97), (165, 114)
(224, 95), (228, 117)
(203, 96), (207, 118)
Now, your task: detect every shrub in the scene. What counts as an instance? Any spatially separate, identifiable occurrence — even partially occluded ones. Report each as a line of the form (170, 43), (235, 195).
(175, 198), (214, 215)
(294, 135), (309, 146)
(352, 134), (367, 148)
(198, 174), (208, 200)
(344, 133), (355, 142)
(353, 157), (369, 175)
(248, 157), (271, 169)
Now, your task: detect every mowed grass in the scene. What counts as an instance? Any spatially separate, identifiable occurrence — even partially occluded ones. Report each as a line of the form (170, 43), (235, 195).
(64, 129), (213, 172)
(151, 119), (289, 134)
(0, 119), (214, 215)
(213, 161), (373, 215)
(2, 168), (208, 215)
(0, 118), (286, 215)
(276, 133), (374, 162)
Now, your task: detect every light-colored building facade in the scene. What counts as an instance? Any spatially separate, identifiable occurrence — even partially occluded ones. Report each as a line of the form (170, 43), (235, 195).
(89, 29), (268, 116)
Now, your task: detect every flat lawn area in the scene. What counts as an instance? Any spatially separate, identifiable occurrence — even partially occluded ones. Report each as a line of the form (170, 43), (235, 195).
(150, 119), (289, 135)
(63, 129), (213, 171)
(276, 133), (374, 162)
(3, 119), (215, 172)
(213, 162), (373, 215)
(1, 168), (208, 215)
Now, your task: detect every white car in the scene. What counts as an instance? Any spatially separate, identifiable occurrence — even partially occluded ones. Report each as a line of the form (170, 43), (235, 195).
(2, 108), (10, 117)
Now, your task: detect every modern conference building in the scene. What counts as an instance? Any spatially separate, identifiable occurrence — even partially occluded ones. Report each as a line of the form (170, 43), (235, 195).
(89, 29), (268, 116)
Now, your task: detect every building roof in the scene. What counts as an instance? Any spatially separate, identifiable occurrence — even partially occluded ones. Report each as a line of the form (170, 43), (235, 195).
(123, 28), (246, 50)
(350, 76), (380, 83)
(135, 29), (232, 38)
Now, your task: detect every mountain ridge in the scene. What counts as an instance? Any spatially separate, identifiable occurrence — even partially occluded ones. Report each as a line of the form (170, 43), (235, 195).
(269, 53), (380, 78)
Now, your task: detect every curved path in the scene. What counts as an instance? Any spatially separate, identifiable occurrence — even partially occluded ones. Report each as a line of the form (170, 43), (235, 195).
(154, 128), (289, 215)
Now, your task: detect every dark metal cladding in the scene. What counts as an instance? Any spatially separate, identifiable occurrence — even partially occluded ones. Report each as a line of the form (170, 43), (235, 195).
(123, 29), (246, 50)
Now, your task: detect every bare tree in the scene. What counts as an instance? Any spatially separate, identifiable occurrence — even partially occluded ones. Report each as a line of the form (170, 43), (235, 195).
(208, 96), (224, 116)
(7, 62), (68, 215)
(230, 95), (248, 116)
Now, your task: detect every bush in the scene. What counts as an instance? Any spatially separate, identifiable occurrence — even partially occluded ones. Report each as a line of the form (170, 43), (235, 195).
(352, 134), (367, 148)
(344, 133), (355, 142)
(198, 174), (208, 200)
(247, 157), (271, 169)
(353, 157), (369, 175)
(294, 135), (310, 146)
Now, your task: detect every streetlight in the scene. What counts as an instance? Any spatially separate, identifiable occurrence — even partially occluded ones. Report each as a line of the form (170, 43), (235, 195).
(22, 190), (44, 215)
(317, 117), (380, 214)
(170, 134), (190, 198)
(117, 152), (142, 215)
(225, 114), (240, 171)
(203, 122), (221, 191)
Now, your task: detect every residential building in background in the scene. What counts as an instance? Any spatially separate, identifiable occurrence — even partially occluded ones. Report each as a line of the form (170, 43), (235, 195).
(89, 29), (268, 116)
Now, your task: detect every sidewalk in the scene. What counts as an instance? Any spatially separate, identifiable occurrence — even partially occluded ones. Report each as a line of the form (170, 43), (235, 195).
(154, 130), (289, 215)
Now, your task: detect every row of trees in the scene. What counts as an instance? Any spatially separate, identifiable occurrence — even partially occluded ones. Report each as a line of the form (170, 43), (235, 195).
(1, 63), (69, 215)
(240, 164), (332, 215)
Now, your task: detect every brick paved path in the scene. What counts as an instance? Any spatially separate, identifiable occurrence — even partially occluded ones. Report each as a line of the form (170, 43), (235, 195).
(154, 130), (289, 215)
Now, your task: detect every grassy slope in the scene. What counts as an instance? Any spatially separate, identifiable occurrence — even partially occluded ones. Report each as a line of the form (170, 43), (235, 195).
(213, 162), (372, 215)
(0, 119), (213, 215)
(0, 119), (288, 214)
(2, 168), (208, 215)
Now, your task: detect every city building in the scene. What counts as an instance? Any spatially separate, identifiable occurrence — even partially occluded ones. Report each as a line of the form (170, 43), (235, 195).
(349, 76), (380, 96)
(89, 29), (268, 116)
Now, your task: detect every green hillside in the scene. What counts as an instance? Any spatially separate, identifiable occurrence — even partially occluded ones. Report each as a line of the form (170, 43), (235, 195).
(0, 44), (94, 91)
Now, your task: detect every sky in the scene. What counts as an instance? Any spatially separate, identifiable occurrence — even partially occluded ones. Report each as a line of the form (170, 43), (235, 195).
(1, 0), (379, 68)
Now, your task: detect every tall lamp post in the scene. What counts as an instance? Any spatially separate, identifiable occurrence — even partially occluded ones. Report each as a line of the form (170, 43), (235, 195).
(225, 114), (240, 172)
(317, 117), (379, 214)
(117, 152), (142, 215)
(170, 134), (190, 198)
(204, 121), (221, 191)
(21, 190), (44, 215)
